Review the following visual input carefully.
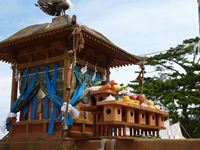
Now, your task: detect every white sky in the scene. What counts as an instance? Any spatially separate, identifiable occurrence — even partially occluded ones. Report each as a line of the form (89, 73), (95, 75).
(0, 0), (199, 138)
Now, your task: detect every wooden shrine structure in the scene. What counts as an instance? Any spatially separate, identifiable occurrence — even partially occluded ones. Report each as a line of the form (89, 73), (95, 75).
(0, 15), (168, 145)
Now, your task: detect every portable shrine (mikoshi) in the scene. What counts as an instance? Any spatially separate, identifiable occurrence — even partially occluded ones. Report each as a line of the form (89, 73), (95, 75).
(0, 15), (168, 143)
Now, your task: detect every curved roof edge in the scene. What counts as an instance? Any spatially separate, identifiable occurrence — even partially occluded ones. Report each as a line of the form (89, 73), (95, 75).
(0, 15), (144, 66)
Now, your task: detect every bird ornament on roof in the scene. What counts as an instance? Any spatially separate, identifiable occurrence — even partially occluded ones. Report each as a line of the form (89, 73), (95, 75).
(35, 0), (73, 16)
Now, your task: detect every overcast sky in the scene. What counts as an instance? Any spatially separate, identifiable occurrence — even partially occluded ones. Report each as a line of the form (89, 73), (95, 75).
(0, 0), (199, 138)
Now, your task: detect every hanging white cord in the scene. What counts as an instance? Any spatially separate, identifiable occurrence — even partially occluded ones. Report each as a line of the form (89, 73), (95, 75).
(20, 67), (100, 79)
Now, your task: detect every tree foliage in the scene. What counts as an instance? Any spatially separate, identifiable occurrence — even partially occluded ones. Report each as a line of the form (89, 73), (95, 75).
(129, 37), (200, 138)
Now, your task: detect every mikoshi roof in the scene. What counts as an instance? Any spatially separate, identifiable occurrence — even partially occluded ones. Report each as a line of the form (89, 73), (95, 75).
(0, 15), (143, 68)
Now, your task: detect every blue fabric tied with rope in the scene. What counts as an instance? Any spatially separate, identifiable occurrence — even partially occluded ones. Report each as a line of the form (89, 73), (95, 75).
(45, 64), (63, 135)
(23, 68), (39, 119)
(65, 66), (87, 126)
(9, 63), (88, 134)
(7, 69), (29, 131)
(45, 64), (87, 134)
(7, 68), (38, 130)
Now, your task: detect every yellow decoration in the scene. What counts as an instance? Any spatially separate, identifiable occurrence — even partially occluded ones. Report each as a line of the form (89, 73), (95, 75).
(155, 105), (161, 111)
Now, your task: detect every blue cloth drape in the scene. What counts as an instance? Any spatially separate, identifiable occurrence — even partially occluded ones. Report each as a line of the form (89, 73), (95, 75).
(44, 97), (49, 120)
(46, 64), (62, 135)
(23, 68), (39, 119)
(48, 103), (57, 135)
(45, 65), (62, 107)
(23, 104), (29, 120)
(70, 66), (86, 105)
(64, 65), (87, 126)
(8, 68), (38, 131)
(11, 69), (30, 112)
(45, 64), (88, 134)
(31, 96), (37, 120)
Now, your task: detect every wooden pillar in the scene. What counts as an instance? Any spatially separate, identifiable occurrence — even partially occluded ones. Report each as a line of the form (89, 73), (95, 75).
(114, 127), (117, 136)
(10, 65), (18, 111)
(118, 127), (121, 136)
(63, 56), (70, 101)
(130, 128), (133, 136)
(123, 127), (126, 137)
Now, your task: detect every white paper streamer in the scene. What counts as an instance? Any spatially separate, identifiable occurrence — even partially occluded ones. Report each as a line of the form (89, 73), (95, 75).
(92, 66), (97, 81)
(81, 63), (88, 74)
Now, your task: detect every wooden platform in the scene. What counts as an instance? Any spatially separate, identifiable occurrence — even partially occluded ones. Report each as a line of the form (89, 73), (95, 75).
(97, 101), (168, 116)
(1, 139), (200, 150)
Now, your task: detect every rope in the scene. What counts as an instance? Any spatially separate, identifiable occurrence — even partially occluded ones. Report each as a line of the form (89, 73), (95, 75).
(139, 49), (168, 57)
(179, 121), (191, 139)
(20, 68), (103, 83)
(63, 25), (85, 131)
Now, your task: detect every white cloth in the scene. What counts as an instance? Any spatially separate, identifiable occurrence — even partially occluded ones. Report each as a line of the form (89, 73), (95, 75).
(61, 103), (80, 120)
(159, 120), (185, 139)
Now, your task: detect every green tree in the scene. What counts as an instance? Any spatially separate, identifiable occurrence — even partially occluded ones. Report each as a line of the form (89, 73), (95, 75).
(129, 37), (200, 138)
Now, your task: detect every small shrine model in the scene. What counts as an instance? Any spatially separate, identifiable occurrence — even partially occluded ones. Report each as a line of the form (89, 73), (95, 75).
(0, 5), (168, 142)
